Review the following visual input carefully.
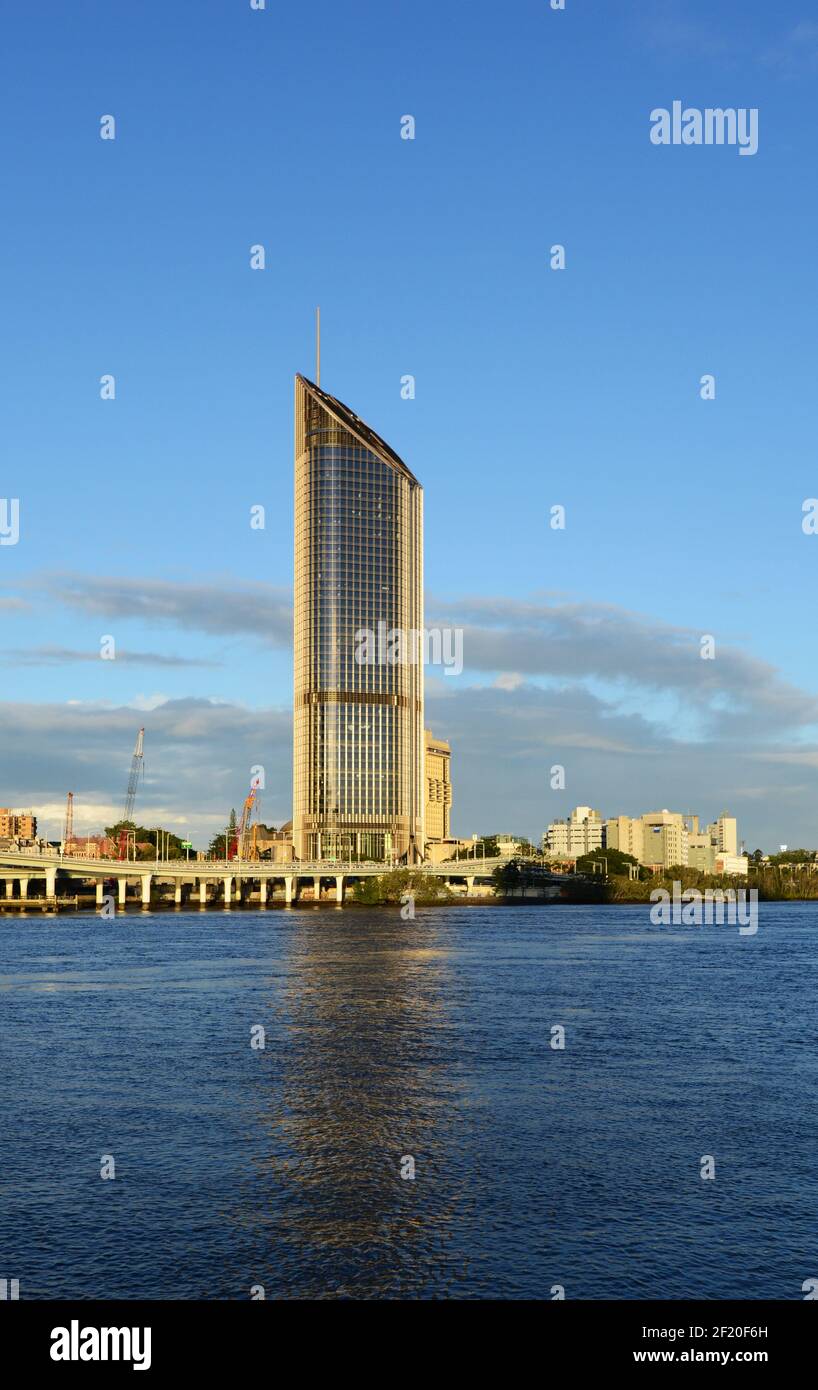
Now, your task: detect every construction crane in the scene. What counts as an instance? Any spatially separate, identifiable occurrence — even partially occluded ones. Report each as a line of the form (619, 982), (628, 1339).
(118, 728), (145, 860)
(63, 792), (74, 856)
(230, 775), (261, 861)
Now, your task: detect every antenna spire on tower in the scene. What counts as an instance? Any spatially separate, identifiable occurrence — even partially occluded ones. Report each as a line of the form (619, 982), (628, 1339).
(316, 306), (321, 386)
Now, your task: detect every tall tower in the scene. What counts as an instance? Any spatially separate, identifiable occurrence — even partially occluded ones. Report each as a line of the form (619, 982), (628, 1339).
(293, 374), (424, 863)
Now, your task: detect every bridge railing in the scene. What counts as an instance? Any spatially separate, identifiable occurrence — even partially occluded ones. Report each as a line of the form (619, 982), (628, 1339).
(0, 849), (542, 876)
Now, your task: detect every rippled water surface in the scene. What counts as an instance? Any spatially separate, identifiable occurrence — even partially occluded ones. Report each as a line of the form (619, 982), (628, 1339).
(1, 902), (816, 1299)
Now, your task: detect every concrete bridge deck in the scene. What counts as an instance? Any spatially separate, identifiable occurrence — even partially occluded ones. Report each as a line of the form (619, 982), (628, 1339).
(0, 849), (548, 907)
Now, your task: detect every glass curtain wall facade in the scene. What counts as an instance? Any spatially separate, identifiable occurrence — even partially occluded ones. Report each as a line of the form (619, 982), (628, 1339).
(293, 375), (425, 863)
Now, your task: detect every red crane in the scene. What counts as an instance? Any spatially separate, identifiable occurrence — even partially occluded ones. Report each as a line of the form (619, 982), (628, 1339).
(118, 728), (145, 860)
(63, 792), (74, 856)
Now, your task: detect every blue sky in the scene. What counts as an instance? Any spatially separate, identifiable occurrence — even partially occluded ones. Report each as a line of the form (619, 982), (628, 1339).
(1, 0), (817, 848)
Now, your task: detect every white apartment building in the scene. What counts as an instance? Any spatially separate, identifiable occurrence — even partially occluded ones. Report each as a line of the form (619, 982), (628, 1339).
(708, 815), (738, 857)
(544, 806), (603, 858)
(549, 804), (742, 875)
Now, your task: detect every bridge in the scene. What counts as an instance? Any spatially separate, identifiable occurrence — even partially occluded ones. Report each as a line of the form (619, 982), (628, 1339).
(0, 848), (532, 908)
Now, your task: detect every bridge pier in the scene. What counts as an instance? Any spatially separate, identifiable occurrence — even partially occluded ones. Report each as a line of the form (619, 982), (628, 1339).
(0, 855), (517, 914)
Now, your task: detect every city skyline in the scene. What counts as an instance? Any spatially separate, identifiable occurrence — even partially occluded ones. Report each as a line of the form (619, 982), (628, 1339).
(3, 3), (818, 1327)
(1, 0), (817, 849)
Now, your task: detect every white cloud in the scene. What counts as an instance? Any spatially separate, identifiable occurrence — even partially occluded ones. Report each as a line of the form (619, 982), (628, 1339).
(3, 575), (817, 852)
(27, 573), (292, 646)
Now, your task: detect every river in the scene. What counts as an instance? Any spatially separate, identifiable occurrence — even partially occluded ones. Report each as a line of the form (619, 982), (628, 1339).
(1, 901), (815, 1299)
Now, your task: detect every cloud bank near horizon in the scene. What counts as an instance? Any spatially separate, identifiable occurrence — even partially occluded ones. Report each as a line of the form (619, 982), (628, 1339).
(1, 573), (816, 848)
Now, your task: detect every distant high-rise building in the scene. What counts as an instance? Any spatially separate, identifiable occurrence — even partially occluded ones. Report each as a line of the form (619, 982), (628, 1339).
(641, 810), (689, 869)
(0, 808), (37, 841)
(424, 730), (452, 844)
(687, 833), (716, 874)
(292, 375), (425, 863)
(605, 808), (741, 873)
(604, 815), (645, 863)
(708, 814), (738, 858)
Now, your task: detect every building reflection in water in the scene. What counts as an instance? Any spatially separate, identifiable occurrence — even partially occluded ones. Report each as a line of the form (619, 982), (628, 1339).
(238, 911), (478, 1298)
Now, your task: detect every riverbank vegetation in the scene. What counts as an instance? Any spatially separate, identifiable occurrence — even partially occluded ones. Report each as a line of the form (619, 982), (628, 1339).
(351, 869), (452, 905)
(601, 864), (818, 903)
(493, 850), (818, 904)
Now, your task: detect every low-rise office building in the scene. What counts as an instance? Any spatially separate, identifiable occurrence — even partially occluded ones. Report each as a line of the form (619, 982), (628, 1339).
(253, 822), (295, 862)
(496, 834), (527, 856)
(715, 852), (749, 876)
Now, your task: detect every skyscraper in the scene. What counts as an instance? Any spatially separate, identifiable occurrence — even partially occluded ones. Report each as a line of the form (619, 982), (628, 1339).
(292, 374), (425, 863)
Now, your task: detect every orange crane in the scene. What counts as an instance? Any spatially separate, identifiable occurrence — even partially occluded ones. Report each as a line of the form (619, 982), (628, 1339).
(230, 776), (261, 861)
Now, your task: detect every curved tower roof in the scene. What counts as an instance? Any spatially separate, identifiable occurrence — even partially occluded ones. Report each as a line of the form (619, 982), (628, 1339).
(296, 374), (421, 487)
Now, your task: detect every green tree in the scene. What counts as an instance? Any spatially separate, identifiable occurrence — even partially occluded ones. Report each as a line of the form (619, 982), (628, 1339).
(492, 860), (522, 894)
(207, 809), (238, 858)
(352, 869), (452, 905)
(575, 847), (649, 880)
